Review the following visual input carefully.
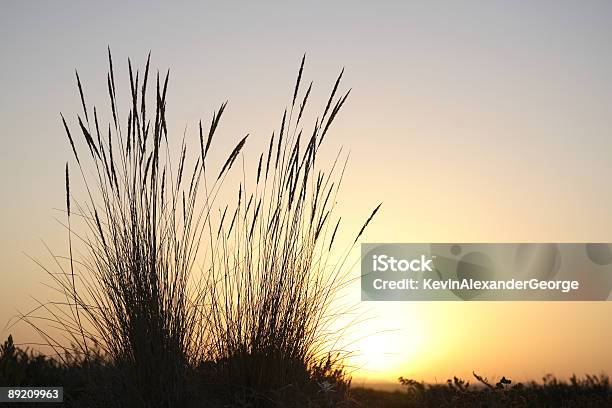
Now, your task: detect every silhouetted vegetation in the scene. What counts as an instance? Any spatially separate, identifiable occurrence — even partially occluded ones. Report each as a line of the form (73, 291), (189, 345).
(3, 335), (610, 406)
(350, 373), (610, 407)
(203, 54), (355, 403)
(5, 51), (378, 407)
(1, 335), (351, 407)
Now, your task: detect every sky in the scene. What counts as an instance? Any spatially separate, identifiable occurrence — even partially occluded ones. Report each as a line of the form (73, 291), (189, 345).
(1, 1), (612, 385)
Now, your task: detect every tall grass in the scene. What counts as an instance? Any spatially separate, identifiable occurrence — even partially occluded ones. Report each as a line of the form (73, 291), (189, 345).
(204, 56), (378, 403)
(17, 50), (379, 406)
(24, 49), (247, 406)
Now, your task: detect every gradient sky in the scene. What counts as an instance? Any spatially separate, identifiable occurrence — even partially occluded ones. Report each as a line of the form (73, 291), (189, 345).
(1, 1), (612, 385)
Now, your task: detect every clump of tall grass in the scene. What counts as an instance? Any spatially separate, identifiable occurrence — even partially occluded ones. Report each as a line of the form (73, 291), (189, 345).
(204, 55), (381, 403)
(17, 50), (379, 406)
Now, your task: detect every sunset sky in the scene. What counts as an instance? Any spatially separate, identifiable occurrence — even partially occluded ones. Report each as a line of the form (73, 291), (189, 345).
(1, 1), (612, 386)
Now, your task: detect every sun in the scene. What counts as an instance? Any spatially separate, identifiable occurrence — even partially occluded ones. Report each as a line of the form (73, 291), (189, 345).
(345, 305), (429, 381)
